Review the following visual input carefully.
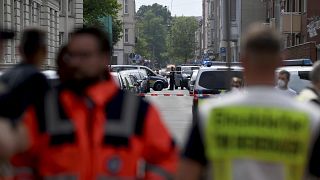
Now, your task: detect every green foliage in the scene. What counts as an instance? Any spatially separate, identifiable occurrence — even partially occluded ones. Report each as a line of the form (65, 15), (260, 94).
(167, 16), (198, 63)
(83, 0), (122, 45)
(135, 4), (171, 66)
(136, 4), (198, 66)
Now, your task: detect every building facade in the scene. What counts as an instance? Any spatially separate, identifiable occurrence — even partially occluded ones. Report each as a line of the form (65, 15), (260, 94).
(0, 0), (83, 69)
(113, 0), (136, 65)
(205, 0), (268, 62)
(266, 0), (320, 59)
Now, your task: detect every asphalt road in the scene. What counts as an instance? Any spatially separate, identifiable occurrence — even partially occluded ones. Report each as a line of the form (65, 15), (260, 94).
(145, 88), (193, 147)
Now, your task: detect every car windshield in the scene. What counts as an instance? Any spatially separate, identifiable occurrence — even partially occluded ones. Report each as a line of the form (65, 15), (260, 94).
(198, 71), (243, 90)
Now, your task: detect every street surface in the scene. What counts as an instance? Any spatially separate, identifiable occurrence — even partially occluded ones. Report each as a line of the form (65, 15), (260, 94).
(145, 89), (193, 147)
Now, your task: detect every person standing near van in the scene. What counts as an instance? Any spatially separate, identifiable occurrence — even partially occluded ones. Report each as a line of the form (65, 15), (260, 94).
(169, 66), (175, 90)
(177, 24), (320, 180)
(276, 70), (297, 96)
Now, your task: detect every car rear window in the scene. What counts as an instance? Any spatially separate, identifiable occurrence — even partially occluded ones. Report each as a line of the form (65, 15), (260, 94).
(198, 71), (243, 90)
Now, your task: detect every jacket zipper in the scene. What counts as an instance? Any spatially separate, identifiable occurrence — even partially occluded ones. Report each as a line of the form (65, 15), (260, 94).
(85, 97), (95, 179)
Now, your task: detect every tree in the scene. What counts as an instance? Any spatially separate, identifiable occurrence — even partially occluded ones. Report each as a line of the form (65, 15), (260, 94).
(167, 17), (198, 64)
(83, 0), (122, 45)
(135, 4), (171, 65)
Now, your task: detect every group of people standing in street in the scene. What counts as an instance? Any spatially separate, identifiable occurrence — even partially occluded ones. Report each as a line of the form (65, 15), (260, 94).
(0, 22), (320, 180)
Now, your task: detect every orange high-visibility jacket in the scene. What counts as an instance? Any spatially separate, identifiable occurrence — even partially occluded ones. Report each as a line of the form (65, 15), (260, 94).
(11, 78), (178, 180)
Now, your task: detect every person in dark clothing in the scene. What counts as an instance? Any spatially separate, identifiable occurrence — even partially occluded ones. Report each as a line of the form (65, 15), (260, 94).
(0, 28), (50, 122)
(169, 67), (175, 90)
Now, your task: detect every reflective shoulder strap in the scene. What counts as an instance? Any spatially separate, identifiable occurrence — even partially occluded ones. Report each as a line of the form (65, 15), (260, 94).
(105, 92), (140, 138)
(145, 163), (174, 180)
(45, 89), (74, 135)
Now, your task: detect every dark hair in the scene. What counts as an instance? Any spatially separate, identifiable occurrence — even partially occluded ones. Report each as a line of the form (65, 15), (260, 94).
(279, 70), (291, 80)
(71, 27), (111, 55)
(56, 45), (68, 67)
(20, 28), (47, 60)
(56, 45), (70, 82)
(242, 24), (281, 54)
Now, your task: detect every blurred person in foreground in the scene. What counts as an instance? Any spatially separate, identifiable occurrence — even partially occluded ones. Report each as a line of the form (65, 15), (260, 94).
(297, 61), (320, 105)
(0, 28), (49, 178)
(0, 28), (50, 120)
(177, 24), (320, 180)
(276, 70), (297, 96)
(11, 27), (178, 180)
(0, 27), (26, 177)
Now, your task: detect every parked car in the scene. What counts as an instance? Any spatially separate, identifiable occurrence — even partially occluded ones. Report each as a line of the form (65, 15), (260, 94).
(110, 65), (168, 91)
(192, 66), (243, 123)
(118, 71), (139, 94)
(111, 72), (125, 90)
(175, 65), (200, 90)
(120, 69), (149, 93)
(188, 69), (199, 94)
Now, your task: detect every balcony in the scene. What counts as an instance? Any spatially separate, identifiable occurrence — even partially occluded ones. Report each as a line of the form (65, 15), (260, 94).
(280, 12), (302, 33)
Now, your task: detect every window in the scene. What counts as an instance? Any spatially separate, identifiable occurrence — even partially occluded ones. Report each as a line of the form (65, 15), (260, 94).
(141, 67), (156, 76)
(124, 29), (129, 42)
(32, 2), (40, 24)
(68, 0), (74, 15)
(124, 0), (129, 14)
(59, 32), (64, 45)
(59, 0), (65, 14)
(198, 70), (243, 91)
(230, 0), (236, 21)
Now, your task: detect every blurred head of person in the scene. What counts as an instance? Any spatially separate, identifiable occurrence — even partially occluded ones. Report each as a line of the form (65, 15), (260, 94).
(231, 77), (242, 90)
(277, 70), (290, 89)
(19, 28), (47, 67)
(67, 27), (110, 89)
(241, 23), (282, 86)
(56, 45), (71, 83)
(310, 61), (320, 93)
(0, 27), (15, 58)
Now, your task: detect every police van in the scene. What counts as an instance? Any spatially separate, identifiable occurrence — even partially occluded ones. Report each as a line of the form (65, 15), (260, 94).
(192, 65), (243, 121)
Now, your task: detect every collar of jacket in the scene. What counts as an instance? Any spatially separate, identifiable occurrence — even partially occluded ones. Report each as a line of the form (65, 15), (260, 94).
(83, 78), (119, 107)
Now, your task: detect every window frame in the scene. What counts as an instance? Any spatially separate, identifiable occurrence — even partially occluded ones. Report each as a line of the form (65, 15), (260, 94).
(124, 0), (129, 14)
(124, 28), (129, 43)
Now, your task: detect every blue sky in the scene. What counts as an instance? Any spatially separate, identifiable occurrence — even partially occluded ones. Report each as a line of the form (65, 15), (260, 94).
(136, 0), (202, 17)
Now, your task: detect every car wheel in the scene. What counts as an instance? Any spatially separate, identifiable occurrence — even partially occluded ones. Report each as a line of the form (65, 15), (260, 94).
(153, 82), (164, 91)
